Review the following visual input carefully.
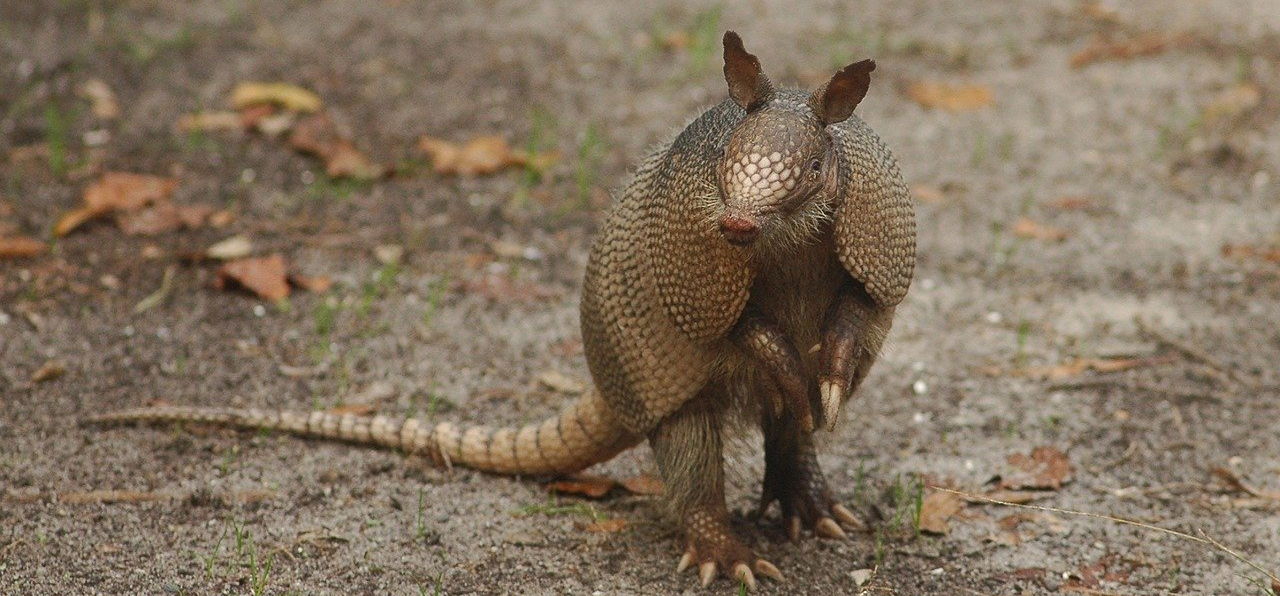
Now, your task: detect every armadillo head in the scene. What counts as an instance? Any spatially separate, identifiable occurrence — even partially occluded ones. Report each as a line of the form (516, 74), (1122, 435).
(717, 108), (836, 246)
(715, 31), (874, 248)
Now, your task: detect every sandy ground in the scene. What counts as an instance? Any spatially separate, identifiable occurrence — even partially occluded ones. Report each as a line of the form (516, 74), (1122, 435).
(2, 1), (1279, 594)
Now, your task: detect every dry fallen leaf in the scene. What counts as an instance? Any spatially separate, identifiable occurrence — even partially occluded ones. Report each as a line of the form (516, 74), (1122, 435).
(620, 474), (665, 496)
(1222, 244), (1280, 264)
(417, 135), (554, 177)
(56, 172), (179, 236)
(115, 203), (212, 236)
(912, 185), (946, 204)
(547, 475), (617, 499)
(918, 491), (965, 534)
(1070, 32), (1193, 68)
(0, 236), (47, 259)
(78, 79), (120, 120)
(579, 518), (628, 533)
(1048, 196), (1098, 211)
(1012, 217), (1069, 242)
(30, 360), (66, 383)
(288, 114), (386, 180)
(230, 82), (322, 113)
(906, 81), (994, 112)
(215, 254), (290, 301)
(176, 111), (243, 133)
(326, 403), (378, 416)
(289, 273), (333, 293)
(537, 370), (585, 394)
(460, 274), (557, 303)
(1002, 446), (1074, 490)
(1203, 84), (1261, 125)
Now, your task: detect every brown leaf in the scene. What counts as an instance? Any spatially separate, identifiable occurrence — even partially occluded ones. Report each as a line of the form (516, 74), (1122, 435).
(536, 370), (585, 394)
(57, 173), (179, 236)
(78, 79), (120, 120)
(1012, 217), (1069, 242)
(1070, 32), (1193, 68)
(0, 236), (47, 259)
(176, 111), (243, 132)
(912, 184), (946, 204)
(1048, 196), (1098, 211)
(30, 360), (66, 383)
(288, 114), (385, 180)
(906, 81), (994, 112)
(54, 206), (102, 236)
(460, 274), (557, 303)
(215, 254), (290, 301)
(84, 172), (177, 213)
(325, 403), (377, 416)
(1002, 447), (1074, 490)
(580, 518), (628, 533)
(1203, 84), (1261, 125)
(918, 491), (964, 534)
(230, 82), (322, 113)
(1222, 244), (1280, 264)
(620, 474), (665, 496)
(418, 135), (523, 176)
(288, 273), (333, 293)
(546, 475), (617, 499)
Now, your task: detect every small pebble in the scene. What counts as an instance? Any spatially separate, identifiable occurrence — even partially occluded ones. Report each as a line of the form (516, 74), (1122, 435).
(253, 304), (266, 317)
(912, 379), (928, 395)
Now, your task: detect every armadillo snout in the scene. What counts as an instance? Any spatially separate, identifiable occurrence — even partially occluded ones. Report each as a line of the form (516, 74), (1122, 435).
(719, 213), (760, 245)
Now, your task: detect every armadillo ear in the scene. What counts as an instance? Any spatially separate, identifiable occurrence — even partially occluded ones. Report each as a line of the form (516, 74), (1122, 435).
(809, 59), (875, 125)
(723, 31), (774, 111)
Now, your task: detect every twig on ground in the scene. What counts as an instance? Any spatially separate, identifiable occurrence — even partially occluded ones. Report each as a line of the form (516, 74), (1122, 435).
(1135, 318), (1256, 389)
(1046, 378), (1229, 404)
(932, 486), (1280, 587)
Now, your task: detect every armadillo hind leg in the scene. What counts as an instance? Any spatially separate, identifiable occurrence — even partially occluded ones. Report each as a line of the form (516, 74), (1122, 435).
(729, 307), (814, 432)
(648, 397), (782, 590)
(759, 413), (864, 541)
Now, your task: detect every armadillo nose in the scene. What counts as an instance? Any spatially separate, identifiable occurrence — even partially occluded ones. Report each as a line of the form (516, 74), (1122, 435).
(718, 214), (760, 246)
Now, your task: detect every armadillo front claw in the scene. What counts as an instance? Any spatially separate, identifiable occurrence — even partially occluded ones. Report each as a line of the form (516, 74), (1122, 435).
(699, 561), (717, 588)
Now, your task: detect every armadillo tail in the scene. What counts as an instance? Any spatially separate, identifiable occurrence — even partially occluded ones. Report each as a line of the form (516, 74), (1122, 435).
(86, 390), (639, 476)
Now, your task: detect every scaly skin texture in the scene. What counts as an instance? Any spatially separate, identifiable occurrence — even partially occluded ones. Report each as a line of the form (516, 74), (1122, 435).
(87, 31), (915, 591)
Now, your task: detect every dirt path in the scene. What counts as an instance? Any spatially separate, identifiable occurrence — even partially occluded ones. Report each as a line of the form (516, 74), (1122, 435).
(3, 1), (1278, 594)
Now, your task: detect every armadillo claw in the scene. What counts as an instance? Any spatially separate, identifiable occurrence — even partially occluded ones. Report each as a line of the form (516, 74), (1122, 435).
(754, 559), (784, 582)
(787, 516), (803, 542)
(815, 517), (848, 539)
(818, 378), (842, 432)
(734, 563), (757, 591)
(676, 550), (695, 574)
(699, 562), (717, 588)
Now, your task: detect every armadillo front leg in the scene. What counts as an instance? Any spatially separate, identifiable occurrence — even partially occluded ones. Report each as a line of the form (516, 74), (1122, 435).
(758, 413), (864, 541)
(817, 283), (887, 430)
(649, 398), (782, 590)
(730, 307), (814, 432)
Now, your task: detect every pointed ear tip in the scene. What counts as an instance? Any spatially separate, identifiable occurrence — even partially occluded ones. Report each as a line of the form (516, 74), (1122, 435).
(723, 30), (741, 47)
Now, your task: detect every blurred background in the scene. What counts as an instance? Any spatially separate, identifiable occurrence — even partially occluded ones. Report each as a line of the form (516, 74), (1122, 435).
(2, 1), (1278, 594)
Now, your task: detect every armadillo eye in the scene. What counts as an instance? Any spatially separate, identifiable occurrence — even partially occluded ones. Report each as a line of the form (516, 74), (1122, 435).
(810, 159), (822, 172)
